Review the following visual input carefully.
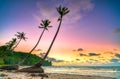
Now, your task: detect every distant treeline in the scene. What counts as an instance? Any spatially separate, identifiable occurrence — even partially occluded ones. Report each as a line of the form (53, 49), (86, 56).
(0, 45), (52, 66)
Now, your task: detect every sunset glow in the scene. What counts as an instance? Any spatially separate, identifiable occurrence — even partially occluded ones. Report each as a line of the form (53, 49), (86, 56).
(0, 0), (120, 66)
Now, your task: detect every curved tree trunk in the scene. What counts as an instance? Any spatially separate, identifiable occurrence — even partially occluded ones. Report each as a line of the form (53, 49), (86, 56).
(35, 16), (63, 67)
(12, 38), (21, 50)
(18, 28), (46, 65)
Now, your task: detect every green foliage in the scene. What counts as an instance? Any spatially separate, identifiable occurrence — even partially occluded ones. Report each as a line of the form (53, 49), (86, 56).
(0, 45), (7, 57)
(3, 56), (19, 65)
(5, 38), (17, 51)
(43, 60), (52, 66)
(0, 58), (4, 64)
(0, 46), (52, 66)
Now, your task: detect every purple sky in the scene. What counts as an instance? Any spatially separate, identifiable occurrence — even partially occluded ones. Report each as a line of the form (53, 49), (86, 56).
(0, 0), (120, 66)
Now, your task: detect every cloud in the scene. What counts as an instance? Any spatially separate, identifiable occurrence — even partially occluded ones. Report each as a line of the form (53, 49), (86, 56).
(73, 48), (84, 52)
(76, 59), (80, 61)
(77, 48), (84, 51)
(103, 51), (114, 54)
(115, 54), (120, 58)
(79, 52), (100, 57)
(79, 53), (87, 56)
(34, 0), (94, 24)
(64, 0), (94, 23)
(72, 49), (76, 52)
(89, 59), (98, 62)
(89, 53), (100, 56)
(113, 28), (120, 34)
(35, 49), (42, 51)
(113, 49), (118, 51)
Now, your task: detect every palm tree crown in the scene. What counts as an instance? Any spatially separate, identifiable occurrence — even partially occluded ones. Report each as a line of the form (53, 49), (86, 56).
(38, 19), (52, 30)
(17, 5), (69, 73)
(15, 32), (27, 41)
(17, 19), (52, 66)
(56, 5), (70, 21)
(12, 32), (27, 50)
(34, 5), (69, 67)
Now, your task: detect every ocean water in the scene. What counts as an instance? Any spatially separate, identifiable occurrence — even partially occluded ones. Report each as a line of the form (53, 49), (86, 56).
(0, 77), (3, 79)
(43, 66), (120, 79)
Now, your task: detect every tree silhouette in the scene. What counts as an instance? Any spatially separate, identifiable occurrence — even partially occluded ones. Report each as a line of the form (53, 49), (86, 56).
(12, 32), (27, 50)
(6, 38), (17, 52)
(3, 38), (17, 56)
(17, 5), (69, 73)
(35, 5), (70, 67)
(18, 19), (52, 65)
(0, 45), (8, 57)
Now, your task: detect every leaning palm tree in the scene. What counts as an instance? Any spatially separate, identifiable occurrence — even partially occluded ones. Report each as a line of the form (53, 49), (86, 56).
(12, 32), (27, 50)
(17, 5), (69, 73)
(17, 19), (52, 65)
(35, 5), (70, 67)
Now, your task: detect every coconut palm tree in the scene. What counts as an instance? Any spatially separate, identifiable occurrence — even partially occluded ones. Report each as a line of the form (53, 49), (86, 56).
(18, 19), (52, 65)
(12, 32), (27, 50)
(6, 38), (17, 52)
(17, 5), (69, 73)
(35, 5), (70, 67)
(0, 33), (27, 70)
(0, 38), (18, 70)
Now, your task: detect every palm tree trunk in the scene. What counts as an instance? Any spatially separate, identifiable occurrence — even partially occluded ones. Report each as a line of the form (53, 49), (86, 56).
(35, 16), (63, 67)
(12, 38), (21, 50)
(18, 28), (46, 65)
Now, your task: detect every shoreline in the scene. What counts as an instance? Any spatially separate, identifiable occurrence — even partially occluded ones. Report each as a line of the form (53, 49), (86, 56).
(0, 71), (116, 79)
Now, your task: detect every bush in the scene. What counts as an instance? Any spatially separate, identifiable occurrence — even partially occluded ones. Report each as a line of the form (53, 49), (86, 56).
(0, 45), (52, 66)
(0, 58), (4, 64)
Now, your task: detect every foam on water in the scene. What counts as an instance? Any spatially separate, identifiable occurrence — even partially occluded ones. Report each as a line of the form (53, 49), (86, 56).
(43, 66), (120, 79)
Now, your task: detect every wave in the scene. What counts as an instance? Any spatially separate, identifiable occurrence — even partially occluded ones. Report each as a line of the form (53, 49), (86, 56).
(43, 66), (120, 79)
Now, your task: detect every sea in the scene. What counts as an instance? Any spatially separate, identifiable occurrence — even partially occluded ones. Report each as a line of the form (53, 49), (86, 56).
(43, 66), (120, 79)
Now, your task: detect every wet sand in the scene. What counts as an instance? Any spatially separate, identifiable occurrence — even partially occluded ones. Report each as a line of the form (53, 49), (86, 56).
(0, 70), (116, 79)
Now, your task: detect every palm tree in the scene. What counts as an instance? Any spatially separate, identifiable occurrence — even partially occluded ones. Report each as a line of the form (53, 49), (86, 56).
(35, 5), (70, 67)
(17, 5), (69, 73)
(18, 19), (52, 65)
(0, 38), (18, 70)
(0, 33), (27, 70)
(12, 32), (27, 50)
(6, 38), (17, 52)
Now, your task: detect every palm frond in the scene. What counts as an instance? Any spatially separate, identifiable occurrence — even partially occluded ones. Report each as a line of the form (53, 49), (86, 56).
(15, 32), (27, 40)
(56, 5), (70, 17)
(39, 19), (52, 30)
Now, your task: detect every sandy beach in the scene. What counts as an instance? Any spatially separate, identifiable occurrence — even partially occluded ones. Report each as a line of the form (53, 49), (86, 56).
(0, 70), (116, 79)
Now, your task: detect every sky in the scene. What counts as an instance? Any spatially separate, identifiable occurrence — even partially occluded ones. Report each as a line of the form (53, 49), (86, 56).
(0, 0), (120, 66)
